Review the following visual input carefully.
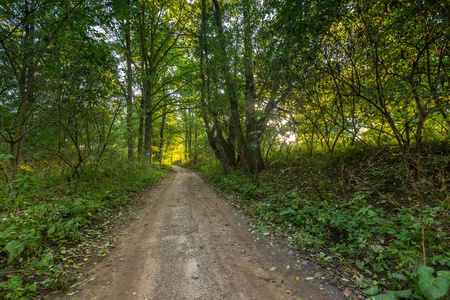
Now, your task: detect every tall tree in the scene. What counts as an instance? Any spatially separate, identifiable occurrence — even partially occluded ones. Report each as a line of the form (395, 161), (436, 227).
(124, 0), (135, 161)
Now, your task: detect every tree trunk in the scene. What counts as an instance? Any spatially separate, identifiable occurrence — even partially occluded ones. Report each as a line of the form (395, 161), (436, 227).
(193, 126), (198, 163)
(11, 98), (28, 176)
(137, 95), (144, 160)
(125, 0), (134, 161)
(199, 0), (236, 173)
(243, 0), (264, 174)
(212, 0), (249, 173)
(184, 109), (189, 160)
(158, 113), (166, 163)
(188, 107), (192, 157)
(143, 78), (153, 164)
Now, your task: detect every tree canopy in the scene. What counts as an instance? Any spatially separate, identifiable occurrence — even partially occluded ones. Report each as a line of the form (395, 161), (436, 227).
(1, 0), (449, 298)
(1, 0), (448, 174)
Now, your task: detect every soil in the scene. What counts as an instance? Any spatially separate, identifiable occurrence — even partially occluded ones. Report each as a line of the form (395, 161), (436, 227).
(50, 166), (348, 300)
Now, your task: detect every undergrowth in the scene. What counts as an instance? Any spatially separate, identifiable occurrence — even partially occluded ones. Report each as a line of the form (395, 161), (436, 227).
(197, 144), (450, 299)
(0, 157), (169, 299)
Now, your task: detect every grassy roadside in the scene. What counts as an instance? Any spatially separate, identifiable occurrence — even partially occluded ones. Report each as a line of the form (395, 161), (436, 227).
(188, 145), (450, 299)
(0, 159), (169, 299)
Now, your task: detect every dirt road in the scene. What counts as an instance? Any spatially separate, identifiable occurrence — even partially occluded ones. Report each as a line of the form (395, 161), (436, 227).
(58, 166), (347, 300)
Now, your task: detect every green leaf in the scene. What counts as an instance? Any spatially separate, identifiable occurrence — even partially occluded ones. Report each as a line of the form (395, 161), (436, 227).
(28, 283), (37, 292)
(48, 225), (56, 235)
(418, 265), (450, 300)
(5, 240), (24, 263)
(413, 223), (422, 231)
(364, 286), (379, 296)
(391, 273), (407, 281)
(389, 290), (412, 298)
(270, 267), (276, 271)
(437, 271), (450, 278)
(280, 208), (295, 215)
(369, 290), (411, 300)
(367, 209), (376, 217)
(0, 153), (14, 161)
(356, 259), (365, 269)
(371, 263), (384, 273)
(306, 277), (314, 280)
(369, 293), (397, 300)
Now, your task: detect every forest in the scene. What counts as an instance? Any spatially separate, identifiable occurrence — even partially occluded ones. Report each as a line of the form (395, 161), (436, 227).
(0, 0), (449, 299)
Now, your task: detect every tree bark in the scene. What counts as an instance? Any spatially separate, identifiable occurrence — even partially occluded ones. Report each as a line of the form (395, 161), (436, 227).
(125, 0), (134, 161)
(143, 76), (153, 163)
(199, 0), (236, 173)
(243, 0), (264, 174)
(137, 96), (144, 160)
(157, 113), (166, 163)
(212, 0), (249, 173)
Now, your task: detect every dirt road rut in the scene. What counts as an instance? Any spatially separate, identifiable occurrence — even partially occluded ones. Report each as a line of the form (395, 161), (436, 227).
(60, 166), (346, 300)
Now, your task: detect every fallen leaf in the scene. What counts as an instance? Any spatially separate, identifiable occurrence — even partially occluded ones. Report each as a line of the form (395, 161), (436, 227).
(344, 288), (351, 297)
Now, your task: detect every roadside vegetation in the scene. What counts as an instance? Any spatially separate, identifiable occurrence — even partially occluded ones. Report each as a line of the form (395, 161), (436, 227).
(0, 157), (168, 299)
(190, 141), (450, 299)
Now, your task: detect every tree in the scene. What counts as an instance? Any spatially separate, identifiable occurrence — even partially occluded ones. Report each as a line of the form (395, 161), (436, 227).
(0, 0), (85, 176)
(135, 0), (190, 163)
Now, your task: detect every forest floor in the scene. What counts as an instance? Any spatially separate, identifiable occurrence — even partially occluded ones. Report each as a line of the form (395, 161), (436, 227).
(45, 165), (351, 300)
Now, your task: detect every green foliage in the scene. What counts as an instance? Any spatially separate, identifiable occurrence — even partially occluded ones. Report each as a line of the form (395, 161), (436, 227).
(5, 241), (24, 264)
(369, 289), (412, 300)
(0, 159), (169, 299)
(0, 275), (37, 300)
(368, 265), (450, 300)
(200, 144), (449, 298)
(417, 265), (450, 300)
